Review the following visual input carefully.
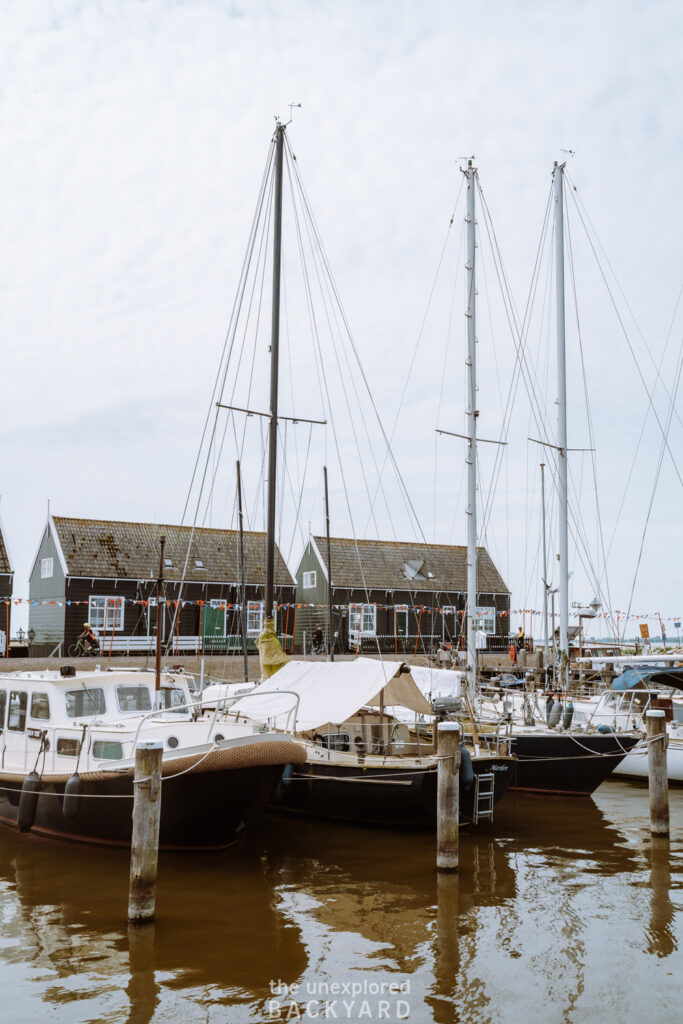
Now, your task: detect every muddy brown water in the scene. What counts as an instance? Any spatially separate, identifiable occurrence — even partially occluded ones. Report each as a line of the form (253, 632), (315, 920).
(0, 782), (680, 1023)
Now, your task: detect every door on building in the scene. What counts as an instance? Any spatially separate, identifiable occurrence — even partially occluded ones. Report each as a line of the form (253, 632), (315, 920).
(442, 606), (458, 644)
(394, 605), (409, 638)
(201, 601), (226, 643)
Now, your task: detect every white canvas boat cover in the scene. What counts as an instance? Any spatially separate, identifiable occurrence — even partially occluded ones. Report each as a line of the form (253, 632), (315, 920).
(409, 665), (465, 700)
(230, 657), (432, 732)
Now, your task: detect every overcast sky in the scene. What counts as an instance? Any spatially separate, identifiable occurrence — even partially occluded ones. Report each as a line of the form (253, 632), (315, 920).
(1, 0), (681, 638)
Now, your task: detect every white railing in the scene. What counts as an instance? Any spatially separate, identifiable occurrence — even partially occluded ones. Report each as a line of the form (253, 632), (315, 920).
(130, 690), (302, 751)
(1, 689), (302, 777)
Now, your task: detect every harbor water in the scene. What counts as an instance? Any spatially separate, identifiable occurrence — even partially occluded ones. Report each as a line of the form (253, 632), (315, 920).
(0, 781), (680, 1023)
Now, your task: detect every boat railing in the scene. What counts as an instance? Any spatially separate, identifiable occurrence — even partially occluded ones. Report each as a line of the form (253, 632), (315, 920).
(582, 691), (648, 732)
(128, 690), (302, 752)
(0, 689), (302, 778)
(4, 690), (304, 777)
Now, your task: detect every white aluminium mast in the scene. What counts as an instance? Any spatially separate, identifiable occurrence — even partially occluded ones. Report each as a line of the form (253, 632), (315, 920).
(465, 159), (478, 702)
(553, 161), (570, 688)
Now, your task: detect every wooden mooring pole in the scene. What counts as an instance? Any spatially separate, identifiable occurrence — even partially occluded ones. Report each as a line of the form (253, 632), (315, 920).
(128, 741), (163, 923)
(646, 710), (669, 837)
(437, 722), (460, 873)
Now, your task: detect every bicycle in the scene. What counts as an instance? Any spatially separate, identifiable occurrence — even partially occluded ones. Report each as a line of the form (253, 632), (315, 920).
(67, 638), (101, 657)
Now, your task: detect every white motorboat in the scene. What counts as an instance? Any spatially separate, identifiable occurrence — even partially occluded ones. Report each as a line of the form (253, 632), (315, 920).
(0, 666), (304, 847)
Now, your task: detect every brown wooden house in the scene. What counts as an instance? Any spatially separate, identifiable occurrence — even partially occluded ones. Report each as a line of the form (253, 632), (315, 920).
(293, 535), (511, 654)
(28, 516), (295, 657)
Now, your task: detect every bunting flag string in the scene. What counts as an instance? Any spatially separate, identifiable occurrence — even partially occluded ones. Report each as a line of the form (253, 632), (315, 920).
(1, 596), (681, 623)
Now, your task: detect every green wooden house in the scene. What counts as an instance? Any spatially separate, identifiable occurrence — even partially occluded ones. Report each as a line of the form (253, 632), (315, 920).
(293, 536), (510, 655)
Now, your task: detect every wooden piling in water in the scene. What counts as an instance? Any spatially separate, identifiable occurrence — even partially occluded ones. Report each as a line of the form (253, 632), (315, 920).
(128, 741), (163, 923)
(436, 722), (460, 873)
(646, 710), (669, 837)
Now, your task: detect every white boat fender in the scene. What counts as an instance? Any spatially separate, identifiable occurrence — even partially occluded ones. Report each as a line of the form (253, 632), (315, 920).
(459, 746), (474, 790)
(62, 773), (84, 823)
(18, 771), (42, 832)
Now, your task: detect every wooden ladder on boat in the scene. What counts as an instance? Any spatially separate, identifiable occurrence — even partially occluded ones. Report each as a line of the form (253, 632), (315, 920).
(472, 772), (495, 824)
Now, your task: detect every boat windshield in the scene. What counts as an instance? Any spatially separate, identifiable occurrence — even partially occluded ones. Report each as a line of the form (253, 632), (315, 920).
(116, 685), (153, 713)
(159, 686), (189, 713)
(65, 687), (106, 718)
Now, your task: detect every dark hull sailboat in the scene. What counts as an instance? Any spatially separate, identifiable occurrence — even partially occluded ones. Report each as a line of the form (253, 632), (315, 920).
(0, 739), (305, 850)
(478, 730), (640, 796)
(272, 749), (514, 828)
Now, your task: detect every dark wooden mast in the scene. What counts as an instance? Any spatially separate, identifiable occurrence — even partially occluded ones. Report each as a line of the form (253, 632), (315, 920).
(155, 535), (165, 693)
(264, 123), (285, 623)
(324, 465), (334, 661)
(236, 459), (249, 681)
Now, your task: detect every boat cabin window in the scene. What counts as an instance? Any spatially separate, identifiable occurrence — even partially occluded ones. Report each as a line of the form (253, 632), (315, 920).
(159, 686), (188, 712)
(65, 687), (106, 718)
(317, 731), (352, 752)
(116, 685), (152, 713)
(8, 691), (28, 732)
(0, 690), (6, 729)
(93, 740), (124, 760)
(56, 737), (80, 757)
(30, 692), (50, 720)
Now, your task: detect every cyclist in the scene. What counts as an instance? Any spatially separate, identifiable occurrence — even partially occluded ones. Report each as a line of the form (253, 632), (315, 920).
(312, 623), (325, 654)
(78, 622), (99, 653)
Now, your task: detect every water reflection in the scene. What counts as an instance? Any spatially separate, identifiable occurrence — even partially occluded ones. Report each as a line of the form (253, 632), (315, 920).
(0, 832), (307, 1021)
(647, 838), (676, 958)
(127, 924), (157, 1024)
(0, 784), (680, 1023)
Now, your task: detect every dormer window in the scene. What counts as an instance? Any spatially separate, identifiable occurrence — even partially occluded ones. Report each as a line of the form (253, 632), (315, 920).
(402, 558), (429, 581)
(195, 558), (205, 569)
(164, 557), (174, 568)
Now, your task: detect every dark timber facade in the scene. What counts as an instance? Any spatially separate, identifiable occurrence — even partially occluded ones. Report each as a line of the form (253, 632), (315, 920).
(28, 516), (296, 657)
(293, 536), (511, 655)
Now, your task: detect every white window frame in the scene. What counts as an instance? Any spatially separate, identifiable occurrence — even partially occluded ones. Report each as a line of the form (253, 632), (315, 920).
(476, 606), (496, 635)
(362, 605), (376, 635)
(41, 557), (54, 579)
(146, 598), (158, 637)
(441, 605), (458, 642)
(88, 596), (125, 632)
(247, 600), (264, 637)
(349, 604), (377, 637)
(303, 570), (317, 590)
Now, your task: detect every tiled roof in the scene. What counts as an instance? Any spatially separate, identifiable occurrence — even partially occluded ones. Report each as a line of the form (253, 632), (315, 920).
(311, 536), (509, 594)
(0, 528), (11, 574)
(53, 517), (295, 585)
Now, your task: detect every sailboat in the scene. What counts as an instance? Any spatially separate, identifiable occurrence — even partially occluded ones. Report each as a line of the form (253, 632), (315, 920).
(207, 124), (515, 828)
(471, 161), (640, 794)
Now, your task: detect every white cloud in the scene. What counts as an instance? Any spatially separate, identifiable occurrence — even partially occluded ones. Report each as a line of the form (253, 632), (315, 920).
(1, 0), (681, 634)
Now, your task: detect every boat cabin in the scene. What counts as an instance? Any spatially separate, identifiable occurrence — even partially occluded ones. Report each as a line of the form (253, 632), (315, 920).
(0, 668), (197, 774)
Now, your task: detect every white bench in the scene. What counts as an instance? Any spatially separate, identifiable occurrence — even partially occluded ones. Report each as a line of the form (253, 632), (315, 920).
(96, 635), (202, 655)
